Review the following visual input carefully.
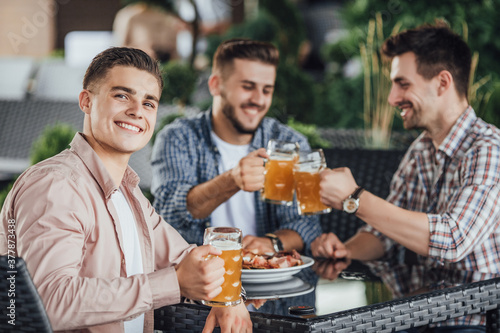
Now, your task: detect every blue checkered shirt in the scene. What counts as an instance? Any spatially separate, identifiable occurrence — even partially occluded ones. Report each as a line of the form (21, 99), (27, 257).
(151, 110), (321, 254)
(362, 107), (500, 274)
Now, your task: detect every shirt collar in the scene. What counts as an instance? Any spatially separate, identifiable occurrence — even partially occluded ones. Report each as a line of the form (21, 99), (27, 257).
(69, 133), (140, 198)
(438, 106), (477, 158)
(412, 106), (477, 158)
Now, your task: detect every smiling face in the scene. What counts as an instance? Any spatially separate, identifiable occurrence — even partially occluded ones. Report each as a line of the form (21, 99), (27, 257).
(211, 58), (276, 144)
(388, 52), (440, 131)
(80, 65), (160, 160)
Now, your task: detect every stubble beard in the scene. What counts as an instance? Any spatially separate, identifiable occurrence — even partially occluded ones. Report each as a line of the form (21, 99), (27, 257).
(220, 95), (265, 135)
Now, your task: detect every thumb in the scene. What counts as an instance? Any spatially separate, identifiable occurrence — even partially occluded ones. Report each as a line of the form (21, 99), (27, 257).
(251, 147), (269, 159)
(196, 244), (222, 257)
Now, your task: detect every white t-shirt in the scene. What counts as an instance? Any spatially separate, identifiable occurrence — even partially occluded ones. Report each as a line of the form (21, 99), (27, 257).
(210, 132), (257, 237)
(111, 190), (144, 333)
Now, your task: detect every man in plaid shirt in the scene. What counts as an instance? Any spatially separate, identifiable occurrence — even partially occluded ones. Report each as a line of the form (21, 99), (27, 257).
(151, 39), (321, 255)
(312, 22), (500, 330)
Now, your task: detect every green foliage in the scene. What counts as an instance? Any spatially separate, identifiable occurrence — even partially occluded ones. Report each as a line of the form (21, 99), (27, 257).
(316, 74), (365, 129)
(205, 12), (280, 64)
(0, 182), (14, 210)
(160, 61), (197, 106)
(269, 63), (319, 125)
(338, 0), (500, 80)
(259, 0), (307, 65)
(478, 81), (500, 128)
(121, 0), (175, 12)
(287, 118), (331, 149)
(30, 123), (76, 165)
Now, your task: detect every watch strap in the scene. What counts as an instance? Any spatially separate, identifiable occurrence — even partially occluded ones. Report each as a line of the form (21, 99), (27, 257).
(265, 233), (284, 252)
(350, 186), (365, 199)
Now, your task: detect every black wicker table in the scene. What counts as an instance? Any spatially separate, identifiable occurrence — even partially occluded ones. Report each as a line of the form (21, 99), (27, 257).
(154, 259), (500, 332)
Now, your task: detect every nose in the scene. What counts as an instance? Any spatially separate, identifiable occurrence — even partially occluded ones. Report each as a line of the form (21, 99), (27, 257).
(125, 100), (143, 118)
(387, 84), (401, 107)
(250, 89), (265, 107)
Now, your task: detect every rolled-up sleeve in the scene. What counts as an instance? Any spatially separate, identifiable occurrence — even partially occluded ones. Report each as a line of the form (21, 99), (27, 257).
(428, 144), (500, 262)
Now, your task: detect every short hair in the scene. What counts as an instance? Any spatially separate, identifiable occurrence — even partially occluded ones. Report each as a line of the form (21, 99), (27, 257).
(382, 21), (471, 99)
(83, 47), (163, 92)
(212, 39), (279, 78)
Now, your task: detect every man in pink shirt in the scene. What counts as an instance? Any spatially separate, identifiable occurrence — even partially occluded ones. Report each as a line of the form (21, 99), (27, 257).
(0, 47), (251, 332)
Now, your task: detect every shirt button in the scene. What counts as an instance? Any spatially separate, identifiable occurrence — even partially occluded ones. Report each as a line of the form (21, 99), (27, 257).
(122, 259), (125, 265)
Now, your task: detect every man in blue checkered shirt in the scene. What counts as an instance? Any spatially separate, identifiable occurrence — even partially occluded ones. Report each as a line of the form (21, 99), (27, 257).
(151, 39), (321, 255)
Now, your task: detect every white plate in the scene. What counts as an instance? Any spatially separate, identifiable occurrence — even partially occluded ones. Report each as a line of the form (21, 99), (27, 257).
(243, 276), (314, 300)
(241, 256), (314, 283)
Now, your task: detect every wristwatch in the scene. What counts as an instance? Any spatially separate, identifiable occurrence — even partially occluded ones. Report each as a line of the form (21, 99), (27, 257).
(265, 233), (284, 252)
(342, 186), (365, 214)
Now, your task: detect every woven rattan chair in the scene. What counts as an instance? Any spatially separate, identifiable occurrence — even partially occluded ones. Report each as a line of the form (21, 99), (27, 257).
(0, 256), (53, 332)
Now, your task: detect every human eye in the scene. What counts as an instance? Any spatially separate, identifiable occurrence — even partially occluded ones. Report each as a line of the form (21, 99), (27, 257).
(144, 101), (156, 109)
(263, 88), (273, 95)
(114, 93), (127, 100)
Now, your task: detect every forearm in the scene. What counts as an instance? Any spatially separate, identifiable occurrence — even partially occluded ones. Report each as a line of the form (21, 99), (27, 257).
(344, 232), (385, 261)
(187, 170), (240, 219)
(356, 191), (430, 256)
(274, 229), (304, 252)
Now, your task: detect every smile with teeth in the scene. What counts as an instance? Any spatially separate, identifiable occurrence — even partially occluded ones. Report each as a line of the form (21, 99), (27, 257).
(116, 122), (142, 133)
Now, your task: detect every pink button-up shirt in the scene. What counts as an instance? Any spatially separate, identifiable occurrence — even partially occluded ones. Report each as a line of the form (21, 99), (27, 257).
(0, 133), (196, 332)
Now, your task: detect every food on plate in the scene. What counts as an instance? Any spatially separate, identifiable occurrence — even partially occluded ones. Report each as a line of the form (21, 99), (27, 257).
(242, 249), (303, 269)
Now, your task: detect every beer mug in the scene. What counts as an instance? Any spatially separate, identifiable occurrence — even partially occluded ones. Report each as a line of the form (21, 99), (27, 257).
(293, 149), (332, 215)
(261, 140), (299, 206)
(201, 227), (242, 307)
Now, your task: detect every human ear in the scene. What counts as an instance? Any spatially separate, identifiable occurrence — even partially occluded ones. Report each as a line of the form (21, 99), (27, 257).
(437, 70), (453, 96)
(79, 90), (92, 114)
(208, 74), (221, 96)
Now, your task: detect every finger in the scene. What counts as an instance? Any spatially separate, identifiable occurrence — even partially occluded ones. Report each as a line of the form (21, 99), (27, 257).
(206, 285), (223, 300)
(254, 147), (269, 159)
(202, 311), (217, 333)
(197, 244), (222, 257)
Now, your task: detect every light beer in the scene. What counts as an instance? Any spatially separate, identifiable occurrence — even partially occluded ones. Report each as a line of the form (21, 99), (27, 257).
(262, 156), (296, 204)
(208, 240), (242, 306)
(202, 227), (242, 307)
(293, 149), (332, 215)
(294, 170), (331, 215)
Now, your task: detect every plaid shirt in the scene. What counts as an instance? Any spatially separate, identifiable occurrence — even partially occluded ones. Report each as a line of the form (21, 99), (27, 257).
(362, 107), (500, 273)
(150, 110), (321, 254)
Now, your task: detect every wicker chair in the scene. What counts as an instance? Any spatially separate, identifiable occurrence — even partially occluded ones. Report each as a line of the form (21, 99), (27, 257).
(320, 148), (407, 241)
(0, 256), (53, 332)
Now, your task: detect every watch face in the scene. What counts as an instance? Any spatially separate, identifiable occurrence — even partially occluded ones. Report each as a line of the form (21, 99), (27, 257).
(343, 198), (359, 214)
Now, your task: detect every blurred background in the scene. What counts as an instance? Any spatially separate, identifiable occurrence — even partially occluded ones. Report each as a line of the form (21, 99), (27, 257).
(1, 0), (500, 203)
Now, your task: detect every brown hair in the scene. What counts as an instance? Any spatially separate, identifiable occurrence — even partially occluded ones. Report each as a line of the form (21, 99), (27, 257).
(382, 21), (471, 99)
(212, 39), (279, 78)
(83, 47), (163, 92)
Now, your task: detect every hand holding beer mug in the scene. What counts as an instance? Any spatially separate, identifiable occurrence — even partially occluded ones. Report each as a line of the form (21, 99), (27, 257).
(294, 149), (332, 215)
(261, 140), (299, 205)
(201, 227), (243, 307)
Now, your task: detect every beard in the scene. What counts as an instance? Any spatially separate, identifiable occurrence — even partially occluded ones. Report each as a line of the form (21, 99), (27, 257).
(220, 93), (266, 135)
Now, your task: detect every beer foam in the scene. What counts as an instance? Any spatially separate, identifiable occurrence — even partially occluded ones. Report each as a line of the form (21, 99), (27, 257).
(296, 166), (319, 173)
(210, 240), (242, 250)
(270, 153), (295, 161)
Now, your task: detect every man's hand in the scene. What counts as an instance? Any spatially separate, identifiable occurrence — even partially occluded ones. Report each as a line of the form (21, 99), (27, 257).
(242, 235), (274, 253)
(312, 258), (351, 281)
(231, 148), (268, 192)
(311, 232), (350, 260)
(202, 301), (252, 333)
(319, 168), (358, 210)
(175, 245), (225, 301)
